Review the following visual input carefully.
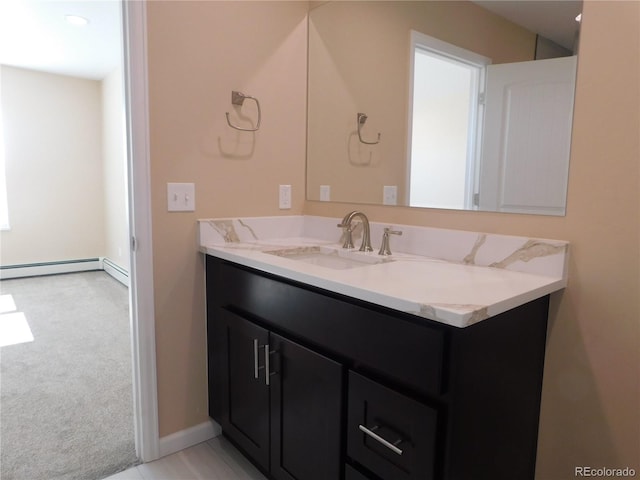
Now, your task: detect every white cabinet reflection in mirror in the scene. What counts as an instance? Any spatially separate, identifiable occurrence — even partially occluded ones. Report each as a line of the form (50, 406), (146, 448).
(479, 56), (577, 215)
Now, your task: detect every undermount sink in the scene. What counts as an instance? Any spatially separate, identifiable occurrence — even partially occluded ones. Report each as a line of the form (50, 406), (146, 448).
(265, 246), (391, 270)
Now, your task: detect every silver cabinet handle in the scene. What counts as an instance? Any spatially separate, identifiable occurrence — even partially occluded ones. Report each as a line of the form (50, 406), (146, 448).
(358, 425), (404, 456)
(253, 339), (260, 379)
(264, 344), (278, 386)
(253, 339), (266, 380)
(265, 344), (271, 386)
(255, 340), (276, 385)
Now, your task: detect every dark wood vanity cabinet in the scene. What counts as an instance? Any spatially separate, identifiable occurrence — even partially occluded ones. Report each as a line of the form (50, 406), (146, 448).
(211, 308), (342, 480)
(215, 310), (270, 469)
(206, 256), (550, 480)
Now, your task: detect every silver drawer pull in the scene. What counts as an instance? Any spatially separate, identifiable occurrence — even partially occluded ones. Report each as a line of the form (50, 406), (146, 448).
(264, 345), (278, 386)
(265, 344), (270, 385)
(358, 424), (403, 456)
(253, 339), (265, 379)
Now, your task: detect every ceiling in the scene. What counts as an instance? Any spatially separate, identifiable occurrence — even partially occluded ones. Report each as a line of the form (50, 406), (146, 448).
(474, 0), (582, 50)
(0, 1), (582, 81)
(0, 0), (122, 80)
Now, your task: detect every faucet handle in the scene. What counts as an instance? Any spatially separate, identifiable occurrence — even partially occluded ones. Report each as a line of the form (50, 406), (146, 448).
(378, 227), (402, 256)
(384, 227), (403, 236)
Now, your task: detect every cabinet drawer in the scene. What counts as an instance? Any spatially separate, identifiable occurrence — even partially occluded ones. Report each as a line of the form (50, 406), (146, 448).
(348, 371), (438, 480)
(345, 464), (372, 480)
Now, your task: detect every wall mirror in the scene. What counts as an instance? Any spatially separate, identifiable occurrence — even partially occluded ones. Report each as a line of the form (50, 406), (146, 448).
(306, 1), (582, 215)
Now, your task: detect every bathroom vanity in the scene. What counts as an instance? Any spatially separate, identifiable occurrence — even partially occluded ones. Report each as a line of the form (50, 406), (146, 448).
(200, 216), (569, 480)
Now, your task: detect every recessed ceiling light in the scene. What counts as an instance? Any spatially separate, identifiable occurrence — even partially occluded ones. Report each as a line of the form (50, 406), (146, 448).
(65, 14), (89, 26)
(575, 13), (582, 23)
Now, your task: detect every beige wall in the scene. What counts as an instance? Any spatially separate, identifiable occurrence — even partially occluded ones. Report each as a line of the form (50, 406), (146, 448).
(146, 0), (639, 477)
(0, 66), (105, 265)
(307, 1), (535, 205)
(102, 67), (130, 272)
(146, 1), (308, 436)
(307, 1), (640, 476)
(0, 65), (128, 272)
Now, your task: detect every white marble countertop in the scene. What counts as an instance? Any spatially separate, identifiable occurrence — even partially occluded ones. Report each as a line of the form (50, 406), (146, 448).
(199, 216), (568, 328)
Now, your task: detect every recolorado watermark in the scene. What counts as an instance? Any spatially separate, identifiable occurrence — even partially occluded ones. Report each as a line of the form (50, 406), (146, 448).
(575, 466), (637, 477)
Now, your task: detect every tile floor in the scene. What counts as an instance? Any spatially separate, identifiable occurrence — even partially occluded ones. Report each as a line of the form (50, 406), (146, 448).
(103, 436), (267, 480)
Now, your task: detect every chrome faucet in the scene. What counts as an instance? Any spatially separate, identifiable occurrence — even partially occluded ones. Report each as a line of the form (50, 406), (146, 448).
(337, 211), (373, 252)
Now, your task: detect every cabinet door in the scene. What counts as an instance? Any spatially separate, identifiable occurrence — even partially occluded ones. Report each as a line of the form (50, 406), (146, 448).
(218, 309), (270, 471)
(269, 333), (343, 480)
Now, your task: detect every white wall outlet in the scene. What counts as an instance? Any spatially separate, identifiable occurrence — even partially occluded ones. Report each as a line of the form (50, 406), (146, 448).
(167, 183), (195, 212)
(320, 185), (331, 202)
(279, 184), (292, 209)
(383, 185), (398, 206)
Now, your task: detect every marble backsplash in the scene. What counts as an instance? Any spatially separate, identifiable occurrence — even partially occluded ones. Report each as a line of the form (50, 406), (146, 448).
(198, 215), (569, 283)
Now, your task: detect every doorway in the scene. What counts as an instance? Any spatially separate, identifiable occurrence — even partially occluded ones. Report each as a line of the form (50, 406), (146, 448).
(0, 0), (159, 474)
(407, 30), (489, 210)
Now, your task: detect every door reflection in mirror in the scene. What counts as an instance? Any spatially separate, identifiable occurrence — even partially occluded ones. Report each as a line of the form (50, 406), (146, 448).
(408, 31), (489, 209)
(408, 33), (576, 215)
(478, 56), (576, 215)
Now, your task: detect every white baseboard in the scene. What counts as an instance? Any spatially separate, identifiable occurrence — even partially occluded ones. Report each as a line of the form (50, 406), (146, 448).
(0, 258), (103, 280)
(158, 420), (222, 459)
(0, 258), (131, 286)
(103, 257), (129, 287)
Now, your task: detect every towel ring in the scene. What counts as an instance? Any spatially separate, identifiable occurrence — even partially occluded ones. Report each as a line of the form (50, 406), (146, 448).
(357, 112), (380, 145)
(226, 91), (261, 131)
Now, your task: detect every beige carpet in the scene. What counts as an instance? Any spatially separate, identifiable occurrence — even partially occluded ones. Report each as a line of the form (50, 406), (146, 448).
(0, 271), (138, 480)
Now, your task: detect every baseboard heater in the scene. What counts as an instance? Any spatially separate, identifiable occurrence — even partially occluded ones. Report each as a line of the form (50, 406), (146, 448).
(0, 258), (103, 280)
(102, 257), (129, 287)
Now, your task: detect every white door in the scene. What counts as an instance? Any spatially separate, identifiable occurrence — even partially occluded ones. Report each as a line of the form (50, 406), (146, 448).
(478, 56), (577, 215)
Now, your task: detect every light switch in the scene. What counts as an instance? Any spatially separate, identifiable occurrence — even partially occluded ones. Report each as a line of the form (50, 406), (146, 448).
(167, 183), (195, 212)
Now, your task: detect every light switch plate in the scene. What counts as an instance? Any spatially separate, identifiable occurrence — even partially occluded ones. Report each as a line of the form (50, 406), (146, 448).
(279, 185), (292, 209)
(167, 183), (195, 212)
(383, 185), (398, 206)
(320, 185), (331, 202)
